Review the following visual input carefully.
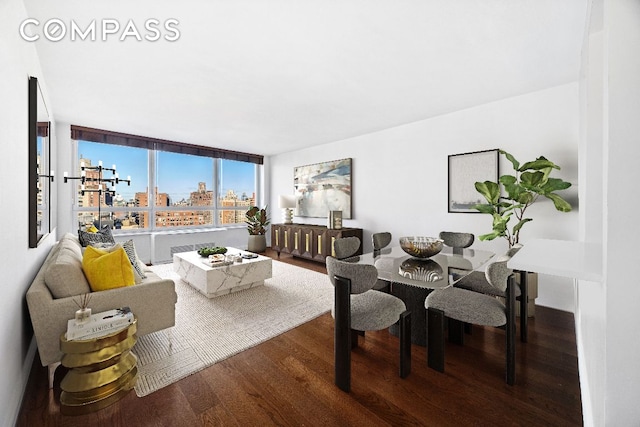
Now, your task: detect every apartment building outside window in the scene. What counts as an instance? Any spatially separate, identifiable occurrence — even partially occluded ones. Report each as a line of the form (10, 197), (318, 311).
(70, 126), (263, 232)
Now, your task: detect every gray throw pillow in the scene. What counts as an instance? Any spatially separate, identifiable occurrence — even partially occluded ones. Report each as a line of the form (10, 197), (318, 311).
(78, 226), (115, 247)
(122, 240), (147, 279)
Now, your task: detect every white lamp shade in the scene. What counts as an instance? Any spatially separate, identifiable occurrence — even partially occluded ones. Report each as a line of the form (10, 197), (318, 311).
(279, 195), (297, 209)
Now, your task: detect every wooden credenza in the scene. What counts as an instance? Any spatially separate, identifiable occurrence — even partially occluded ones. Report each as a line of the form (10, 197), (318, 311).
(271, 224), (363, 263)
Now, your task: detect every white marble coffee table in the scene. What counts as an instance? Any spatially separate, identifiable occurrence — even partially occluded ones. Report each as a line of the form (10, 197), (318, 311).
(173, 249), (272, 298)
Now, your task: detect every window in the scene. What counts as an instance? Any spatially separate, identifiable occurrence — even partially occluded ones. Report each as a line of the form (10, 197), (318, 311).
(75, 141), (148, 230)
(70, 126), (262, 232)
(219, 159), (256, 225)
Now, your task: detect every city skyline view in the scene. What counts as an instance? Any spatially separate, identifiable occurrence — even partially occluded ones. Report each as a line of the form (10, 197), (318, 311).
(78, 141), (257, 203)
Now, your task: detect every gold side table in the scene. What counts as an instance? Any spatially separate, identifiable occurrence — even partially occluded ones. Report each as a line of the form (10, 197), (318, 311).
(59, 319), (138, 415)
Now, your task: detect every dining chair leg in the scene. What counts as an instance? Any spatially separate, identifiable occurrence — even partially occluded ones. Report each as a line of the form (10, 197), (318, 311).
(427, 308), (445, 373)
(351, 329), (360, 349)
(334, 275), (352, 392)
(519, 269), (528, 343)
(506, 275), (516, 386)
(448, 318), (464, 345)
(399, 310), (411, 378)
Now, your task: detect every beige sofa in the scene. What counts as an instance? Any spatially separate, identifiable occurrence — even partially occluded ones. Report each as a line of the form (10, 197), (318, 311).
(26, 233), (177, 383)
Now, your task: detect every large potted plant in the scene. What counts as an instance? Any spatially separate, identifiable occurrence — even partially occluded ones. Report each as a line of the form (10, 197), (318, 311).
(245, 206), (270, 253)
(473, 150), (572, 248)
(474, 150), (573, 318)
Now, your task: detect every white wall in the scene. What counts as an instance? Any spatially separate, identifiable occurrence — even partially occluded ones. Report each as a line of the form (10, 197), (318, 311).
(579, 0), (640, 424)
(576, 0), (606, 424)
(270, 83), (580, 312)
(0, 0), (57, 425)
(604, 1), (640, 422)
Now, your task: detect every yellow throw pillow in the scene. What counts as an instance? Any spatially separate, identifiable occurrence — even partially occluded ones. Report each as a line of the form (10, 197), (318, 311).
(82, 245), (135, 292)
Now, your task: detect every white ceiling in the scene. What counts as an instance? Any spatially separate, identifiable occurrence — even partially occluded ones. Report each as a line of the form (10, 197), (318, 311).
(22, 0), (587, 156)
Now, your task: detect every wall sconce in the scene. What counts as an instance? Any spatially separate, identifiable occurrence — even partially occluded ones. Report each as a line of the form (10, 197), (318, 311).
(278, 195), (297, 225)
(39, 170), (55, 182)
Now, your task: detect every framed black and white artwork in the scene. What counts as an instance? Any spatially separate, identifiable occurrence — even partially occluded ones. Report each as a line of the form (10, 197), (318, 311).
(448, 149), (499, 213)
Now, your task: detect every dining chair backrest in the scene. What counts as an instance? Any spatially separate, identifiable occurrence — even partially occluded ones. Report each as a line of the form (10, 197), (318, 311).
(485, 255), (513, 293)
(333, 236), (361, 260)
(439, 231), (474, 249)
(372, 232), (392, 251)
(326, 256), (379, 294)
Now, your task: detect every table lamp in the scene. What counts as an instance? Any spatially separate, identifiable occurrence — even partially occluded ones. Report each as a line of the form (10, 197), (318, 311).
(279, 195), (296, 224)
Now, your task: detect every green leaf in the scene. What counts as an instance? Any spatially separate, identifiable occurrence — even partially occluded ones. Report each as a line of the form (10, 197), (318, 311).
(545, 193), (573, 212)
(519, 157), (560, 172)
(512, 218), (533, 234)
(499, 175), (517, 185)
(473, 204), (495, 214)
(475, 181), (500, 204)
(478, 231), (503, 241)
(520, 171), (546, 188)
(540, 178), (572, 193)
(516, 192), (534, 205)
(500, 150), (520, 171)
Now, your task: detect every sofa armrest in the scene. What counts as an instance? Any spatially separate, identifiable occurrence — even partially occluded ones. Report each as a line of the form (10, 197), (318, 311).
(27, 278), (177, 367)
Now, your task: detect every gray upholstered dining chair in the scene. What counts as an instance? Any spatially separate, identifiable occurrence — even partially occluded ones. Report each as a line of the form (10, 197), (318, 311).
(372, 232), (392, 251)
(371, 232), (393, 292)
(334, 236), (387, 291)
(439, 231), (474, 253)
(326, 256), (411, 392)
(454, 244), (529, 341)
(425, 255), (517, 385)
(333, 236), (361, 260)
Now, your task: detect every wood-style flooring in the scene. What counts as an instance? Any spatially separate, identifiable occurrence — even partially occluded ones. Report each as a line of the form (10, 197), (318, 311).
(17, 248), (583, 426)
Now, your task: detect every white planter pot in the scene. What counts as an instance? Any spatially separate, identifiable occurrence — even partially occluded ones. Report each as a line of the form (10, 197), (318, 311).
(247, 235), (267, 253)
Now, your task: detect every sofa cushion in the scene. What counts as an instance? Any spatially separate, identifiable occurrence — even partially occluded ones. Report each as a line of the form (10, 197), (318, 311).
(78, 226), (115, 247)
(89, 242), (146, 284)
(44, 242), (91, 299)
(82, 246), (135, 292)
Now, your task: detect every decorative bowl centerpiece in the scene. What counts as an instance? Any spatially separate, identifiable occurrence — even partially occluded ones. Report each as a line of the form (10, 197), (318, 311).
(399, 258), (444, 282)
(399, 236), (444, 259)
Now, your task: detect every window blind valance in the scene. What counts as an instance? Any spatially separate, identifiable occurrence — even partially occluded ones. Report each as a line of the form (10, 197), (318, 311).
(70, 125), (264, 165)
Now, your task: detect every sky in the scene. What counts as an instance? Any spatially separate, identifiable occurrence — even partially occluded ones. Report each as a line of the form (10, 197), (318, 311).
(77, 141), (256, 202)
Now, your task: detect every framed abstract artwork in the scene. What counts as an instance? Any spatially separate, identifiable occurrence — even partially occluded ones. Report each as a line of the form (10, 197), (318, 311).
(294, 158), (352, 219)
(448, 149), (499, 213)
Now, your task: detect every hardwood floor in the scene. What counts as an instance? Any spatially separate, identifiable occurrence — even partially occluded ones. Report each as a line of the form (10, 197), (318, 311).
(17, 249), (583, 426)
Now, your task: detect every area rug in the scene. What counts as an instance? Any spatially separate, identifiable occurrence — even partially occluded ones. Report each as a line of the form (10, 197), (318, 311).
(132, 260), (333, 397)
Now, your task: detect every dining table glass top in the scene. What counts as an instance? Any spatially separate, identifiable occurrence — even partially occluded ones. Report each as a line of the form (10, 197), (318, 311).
(355, 246), (495, 290)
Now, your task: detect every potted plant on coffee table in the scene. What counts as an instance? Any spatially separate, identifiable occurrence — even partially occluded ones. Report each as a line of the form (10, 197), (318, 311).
(245, 205), (270, 253)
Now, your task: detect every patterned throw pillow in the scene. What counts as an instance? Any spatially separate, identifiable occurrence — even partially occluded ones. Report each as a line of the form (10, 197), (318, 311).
(78, 226), (115, 247)
(122, 240), (147, 279)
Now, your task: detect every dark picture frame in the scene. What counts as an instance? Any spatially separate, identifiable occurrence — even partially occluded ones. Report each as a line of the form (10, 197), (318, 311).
(294, 158), (352, 219)
(448, 149), (499, 213)
(29, 76), (52, 248)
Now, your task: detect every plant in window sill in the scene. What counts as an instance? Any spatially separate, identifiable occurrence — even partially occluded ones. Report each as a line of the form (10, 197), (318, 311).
(473, 150), (572, 248)
(245, 206), (270, 235)
(245, 206), (270, 253)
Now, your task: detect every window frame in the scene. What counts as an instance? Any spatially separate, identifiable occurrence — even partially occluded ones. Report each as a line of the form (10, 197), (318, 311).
(70, 127), (262, 233)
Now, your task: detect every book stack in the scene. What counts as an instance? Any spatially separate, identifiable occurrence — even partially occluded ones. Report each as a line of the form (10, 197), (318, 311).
(66, 307), (135, 341)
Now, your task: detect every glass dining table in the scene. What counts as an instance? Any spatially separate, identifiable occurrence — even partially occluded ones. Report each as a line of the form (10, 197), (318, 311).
(354, 245), (495, 346)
